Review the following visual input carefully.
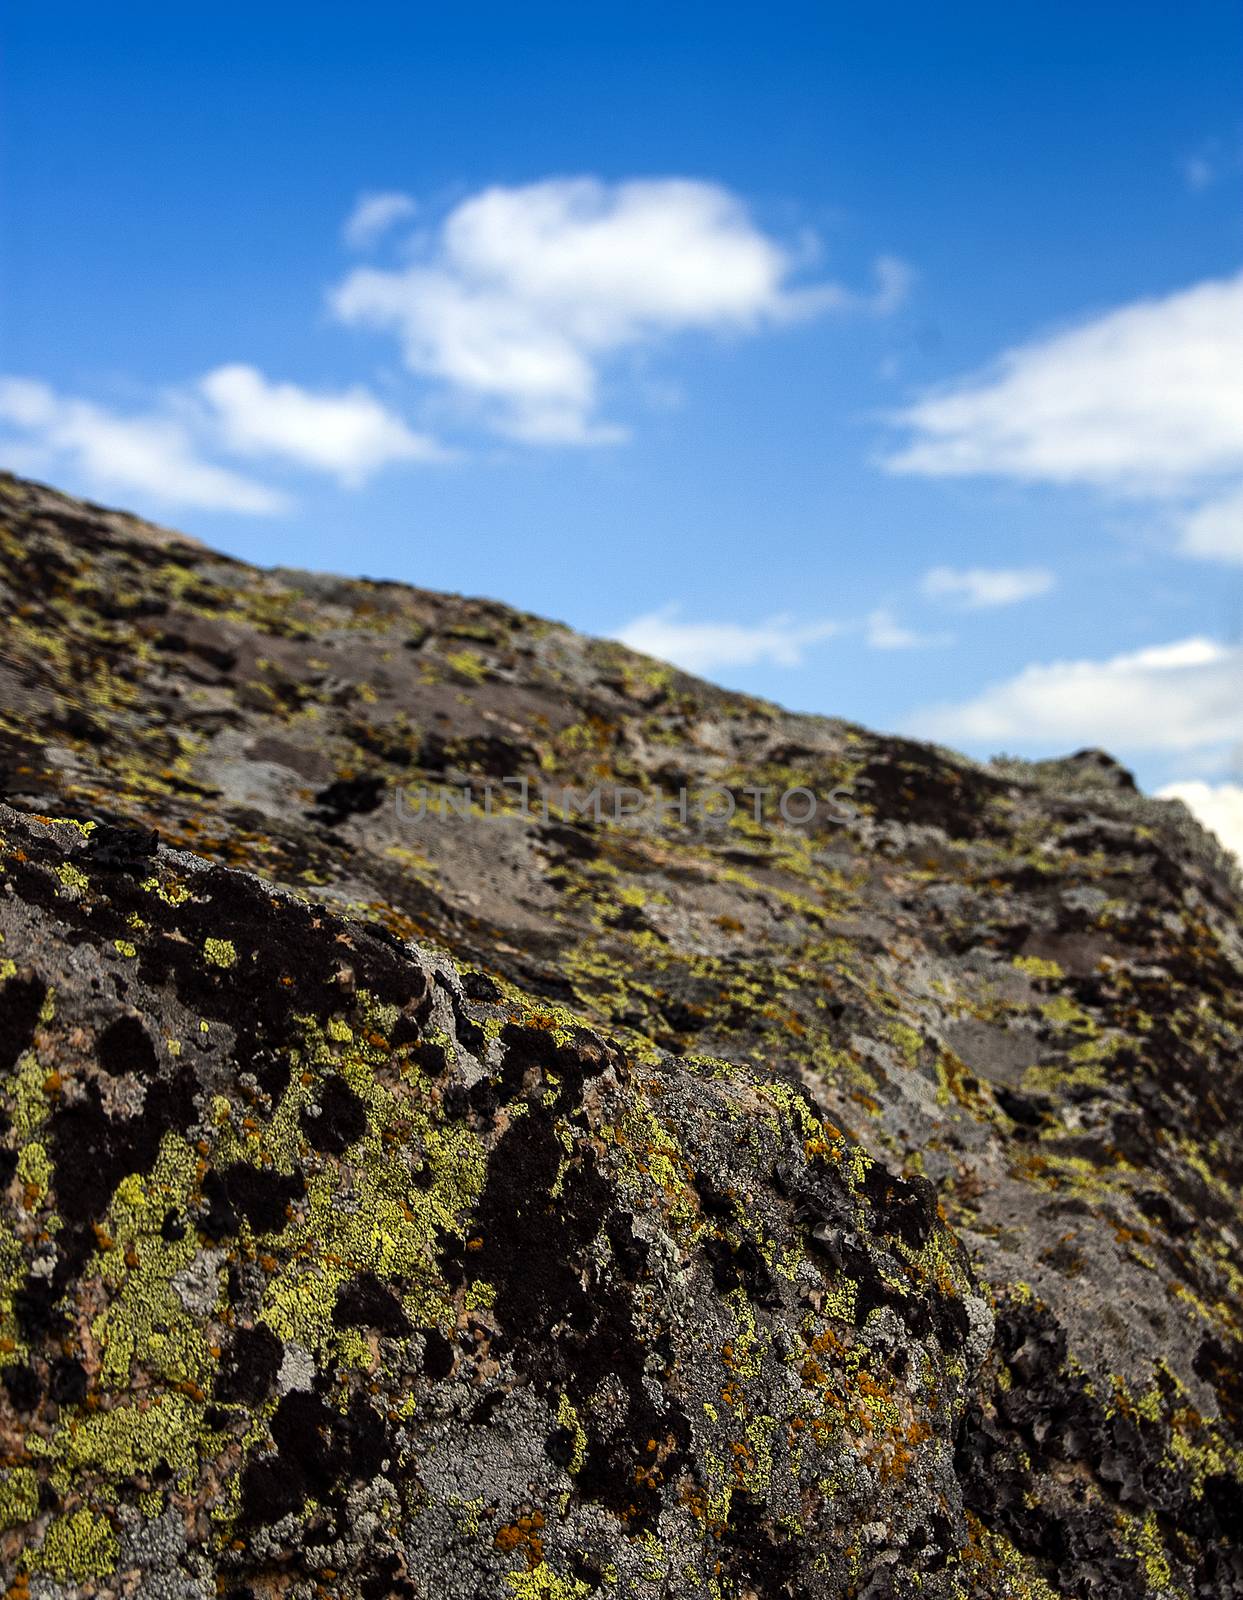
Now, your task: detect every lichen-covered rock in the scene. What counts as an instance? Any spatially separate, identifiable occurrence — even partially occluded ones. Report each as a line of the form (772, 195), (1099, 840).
(1, 471), (1242, 1596)
(0, 805), (988, 1597)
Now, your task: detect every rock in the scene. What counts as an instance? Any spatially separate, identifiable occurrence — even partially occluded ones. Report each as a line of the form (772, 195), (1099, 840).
(0, 470), (1241, 1597)
(0, 805), (983, 1597)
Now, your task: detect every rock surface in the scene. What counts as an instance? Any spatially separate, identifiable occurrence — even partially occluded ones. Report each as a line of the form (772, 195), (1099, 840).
(0, 471), (1241, 1597)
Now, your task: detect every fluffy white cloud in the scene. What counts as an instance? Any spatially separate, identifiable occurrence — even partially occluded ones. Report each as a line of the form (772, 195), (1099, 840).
(344, 190), (417, 249)
(886, 271), (1243, 566)
(921, 565), (1055, 608)
(908, 636), (1243, 754)
(0, 377), (286, 514)
(886, 271), (1243, 490)
(199, 364), (443, 484)
(0, 367), (440, 514)
(615, 605), (839, 674)
(1157, 780), (1243, 861)
(332, 177), (909, 444)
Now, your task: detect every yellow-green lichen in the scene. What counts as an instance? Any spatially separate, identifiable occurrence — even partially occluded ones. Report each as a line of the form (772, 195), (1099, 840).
(504, 1559), (594, 1598)
(15, 1137), (52, 1199)
(204, 936), (238, 969)
(555, 1391), (588, 1474)
(27, 1507), (119, 1581)
(56, 861), (90, 895)
(89, 1133), (215, 1393)
(0, 1464), (38, 1530)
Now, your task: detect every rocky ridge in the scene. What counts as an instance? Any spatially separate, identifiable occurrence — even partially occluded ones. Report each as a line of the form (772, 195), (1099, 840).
(0, 471), (1241, 1598)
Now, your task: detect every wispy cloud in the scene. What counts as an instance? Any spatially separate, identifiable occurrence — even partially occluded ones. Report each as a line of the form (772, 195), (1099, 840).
(1183, 154), (1217, 193)
(332, 176), (912, 445)
(344, 190), (418, 249)
(907, 636), (1243, 756)
(614, 597), (947, 674)
(885, 270), (1243, 566)
(0, 377), (287, 514)
(864, 607), (942, 649)
(921, 565), (1055, 608)
(1177, 485), (1243, 564)
(867, 255), (918, 315)
(0, 368), (441, 513)
(1181, 135), (1243, 195)
(614, 605), (840, 674)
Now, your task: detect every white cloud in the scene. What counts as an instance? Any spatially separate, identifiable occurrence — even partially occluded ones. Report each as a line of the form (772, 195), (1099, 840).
(344, 190), (418, 250)
(0, 367), (441, 514)
(1177, 485), (1243, 563)
(332, 176), (909, 444)
(886, 271), (1243, 492)
(0, 377), (286, 514)
(864, 607), (938, 649)
(886, 272), (1243, 568)
(1184, 155), (1216, 193)
(615, 605), (839, 674)
(921, 565), (1055, 608)
(908, 635), (1243, 754)
(1156, 780), (1243, 861)
(199, 364), (444, 485)
(616, 598), (952, 673)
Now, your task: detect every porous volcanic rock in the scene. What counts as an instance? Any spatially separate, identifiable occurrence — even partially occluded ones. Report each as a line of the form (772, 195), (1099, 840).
(1, 471), (1241, 1598)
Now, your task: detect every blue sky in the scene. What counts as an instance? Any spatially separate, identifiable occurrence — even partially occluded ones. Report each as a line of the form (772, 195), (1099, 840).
(3, 2), (1243, 844)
